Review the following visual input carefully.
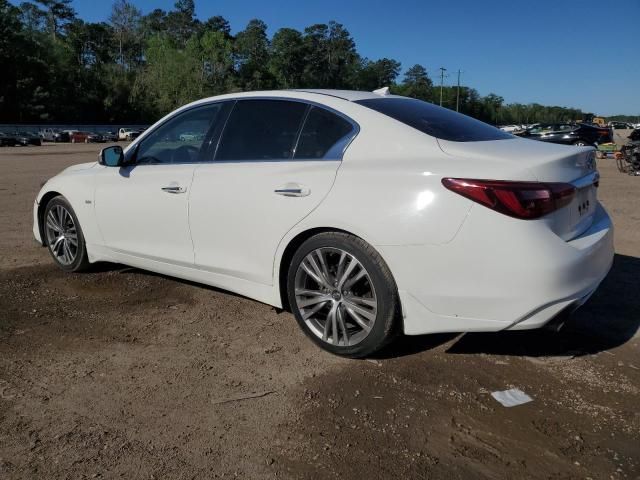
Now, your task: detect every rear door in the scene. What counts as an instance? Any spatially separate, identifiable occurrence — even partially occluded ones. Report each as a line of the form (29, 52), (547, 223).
(189, 99), (357, 285)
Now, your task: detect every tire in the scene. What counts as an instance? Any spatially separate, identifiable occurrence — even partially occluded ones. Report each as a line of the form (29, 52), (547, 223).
(43, 196), (90, 272)
(287, 232), (400, 358)
(573, 139), (590, 146)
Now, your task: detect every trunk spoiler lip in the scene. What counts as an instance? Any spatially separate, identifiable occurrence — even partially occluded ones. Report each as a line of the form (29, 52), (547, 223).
(572, 171), (599, 190)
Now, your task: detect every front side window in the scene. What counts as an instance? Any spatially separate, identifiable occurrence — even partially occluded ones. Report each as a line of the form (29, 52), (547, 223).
(355, 97), (513, 142)
(216, 100), (307, 161)
(136, 103), (222, 164)
(294, 107), (355, 159)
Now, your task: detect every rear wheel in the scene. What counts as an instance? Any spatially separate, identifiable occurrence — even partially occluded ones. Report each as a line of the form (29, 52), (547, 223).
(573, 139), (590, 146)
(287, 232), (399, 358)
(43, 196), (90, 272)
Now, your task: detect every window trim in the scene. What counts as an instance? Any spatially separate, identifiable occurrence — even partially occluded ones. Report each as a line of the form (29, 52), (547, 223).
(211, 97), (360, 163)
(124, 97), (360, 166)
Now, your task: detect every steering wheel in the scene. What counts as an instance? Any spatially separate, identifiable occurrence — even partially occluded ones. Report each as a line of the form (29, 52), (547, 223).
(171, 145), (199, 163)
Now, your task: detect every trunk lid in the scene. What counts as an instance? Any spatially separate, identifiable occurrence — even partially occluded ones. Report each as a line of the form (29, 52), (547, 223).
(437, 137), (599, 240)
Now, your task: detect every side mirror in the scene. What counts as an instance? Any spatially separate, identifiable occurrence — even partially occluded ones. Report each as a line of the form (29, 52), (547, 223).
(100, 145), (124, 167)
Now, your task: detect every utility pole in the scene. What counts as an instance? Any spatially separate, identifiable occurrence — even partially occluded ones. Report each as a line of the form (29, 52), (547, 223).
(455, 69), (462, 112)
(439, 67), (447, 107)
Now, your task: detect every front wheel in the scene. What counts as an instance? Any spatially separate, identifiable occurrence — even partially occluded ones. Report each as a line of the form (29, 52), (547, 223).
(287, 232), (400, 358)
(43, 196), (90, 272)
(573, 139), (590, 146)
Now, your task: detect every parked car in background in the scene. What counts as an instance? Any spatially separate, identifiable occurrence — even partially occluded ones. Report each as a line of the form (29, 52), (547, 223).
(69, 131), (88, 143)
(179, 131), (205, 141)
(13, 131), (42, 146)
(516, 123), (612, 146)
(499, 125), (521, 133)
(87, 132), (105, 143)
(69, 131), (105, 143)
(33, 89), (613, 357)
(40, 128), (70, 142)
(102, 131), (118, 142)
(608, 121), (634, 129)
(118, 128), (140, 141)
(0, 132), (17, 147)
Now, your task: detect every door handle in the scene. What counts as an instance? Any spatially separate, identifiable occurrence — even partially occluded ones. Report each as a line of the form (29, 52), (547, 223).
(161, 185), (186, 194)
(274, 183), (310, 197)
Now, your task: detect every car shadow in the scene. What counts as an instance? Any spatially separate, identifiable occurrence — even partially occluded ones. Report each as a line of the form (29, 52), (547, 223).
(375, 253), (640, 359)
(86, 254), (639, 360)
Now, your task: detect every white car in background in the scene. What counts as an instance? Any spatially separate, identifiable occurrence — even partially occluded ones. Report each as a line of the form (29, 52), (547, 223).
(499, 124), (521, 133)
(33, 90), (614, 357)
(117, 128), (140, 141)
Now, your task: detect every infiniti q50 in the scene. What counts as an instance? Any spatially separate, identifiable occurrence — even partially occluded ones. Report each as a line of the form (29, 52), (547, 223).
(33, 90), (614, 357)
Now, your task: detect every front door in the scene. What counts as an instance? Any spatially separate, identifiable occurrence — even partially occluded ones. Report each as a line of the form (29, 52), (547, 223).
(94, 103), (224, 266)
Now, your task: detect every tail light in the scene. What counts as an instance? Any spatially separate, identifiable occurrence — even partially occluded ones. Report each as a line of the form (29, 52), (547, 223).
(442, 178), (576, 220)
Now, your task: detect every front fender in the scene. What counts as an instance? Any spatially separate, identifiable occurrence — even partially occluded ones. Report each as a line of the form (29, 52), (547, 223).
(34, 165), (102, 252)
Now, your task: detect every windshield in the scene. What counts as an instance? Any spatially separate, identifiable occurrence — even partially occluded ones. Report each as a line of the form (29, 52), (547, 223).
(355, 97), (513, 142)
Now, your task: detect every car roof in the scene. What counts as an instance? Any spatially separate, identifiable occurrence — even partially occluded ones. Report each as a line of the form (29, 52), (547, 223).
(290, 89), (385, 101)
(191, 89), (397, 106)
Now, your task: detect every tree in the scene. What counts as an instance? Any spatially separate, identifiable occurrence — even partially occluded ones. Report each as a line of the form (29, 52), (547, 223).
(235, 19), (272, 90)
(109, 0), (141, 69)
(355, 58), (401, 91)
(269, 28), (305, 88)
(19, 1), (45, 31)
(401, 64), (433, 101)
(302, 21), (358, 88)
(198, 30), (235, 94)
(34, 0), (75, 39)
(2, 2), (598, 126)
(165, 0), (198, 47)
(483, 93), (504, 124)
(202, 15), (231, 38)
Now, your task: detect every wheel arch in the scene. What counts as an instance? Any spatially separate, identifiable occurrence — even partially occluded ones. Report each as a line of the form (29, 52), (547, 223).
(276, 226), (400, 313)
(37, 190), (63, 246)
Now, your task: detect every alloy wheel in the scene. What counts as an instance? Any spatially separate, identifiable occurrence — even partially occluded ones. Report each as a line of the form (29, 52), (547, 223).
(294, 247), (378, 347)
(45, 205), (78, 266)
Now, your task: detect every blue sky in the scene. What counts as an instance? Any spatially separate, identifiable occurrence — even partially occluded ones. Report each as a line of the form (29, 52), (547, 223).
(37, 0), (640, 115)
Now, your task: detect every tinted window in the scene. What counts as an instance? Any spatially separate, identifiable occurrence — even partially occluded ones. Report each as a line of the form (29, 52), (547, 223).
(136, 104), (221, 164)
(294, 107), (354, 159)
(355, 97), (513, 142)
(216, 100), (307, 161)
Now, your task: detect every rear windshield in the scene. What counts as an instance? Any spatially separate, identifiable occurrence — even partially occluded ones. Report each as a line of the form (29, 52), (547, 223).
(355, 97), (513, 142)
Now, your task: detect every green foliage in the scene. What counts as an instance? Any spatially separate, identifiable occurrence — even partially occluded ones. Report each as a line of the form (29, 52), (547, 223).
(2, 1), (631, 125)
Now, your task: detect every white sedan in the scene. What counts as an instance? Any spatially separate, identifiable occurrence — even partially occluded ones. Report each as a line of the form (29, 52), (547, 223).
(33, 90), (614, 357)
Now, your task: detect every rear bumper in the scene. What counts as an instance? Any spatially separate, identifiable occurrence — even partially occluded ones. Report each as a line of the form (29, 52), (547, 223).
(378, 202), (614, 335)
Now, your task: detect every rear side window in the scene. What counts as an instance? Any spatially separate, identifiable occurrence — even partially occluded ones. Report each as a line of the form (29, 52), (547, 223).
(355, 97), (513, 142)
(294, 107), (354, 159)
(216, 100), (307, 161)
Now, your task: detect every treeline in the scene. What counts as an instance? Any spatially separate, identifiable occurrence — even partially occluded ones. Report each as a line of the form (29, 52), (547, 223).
(1, 0), (591, 125)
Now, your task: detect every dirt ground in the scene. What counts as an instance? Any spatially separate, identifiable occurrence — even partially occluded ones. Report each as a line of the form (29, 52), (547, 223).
(0, 139), (638, 480)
